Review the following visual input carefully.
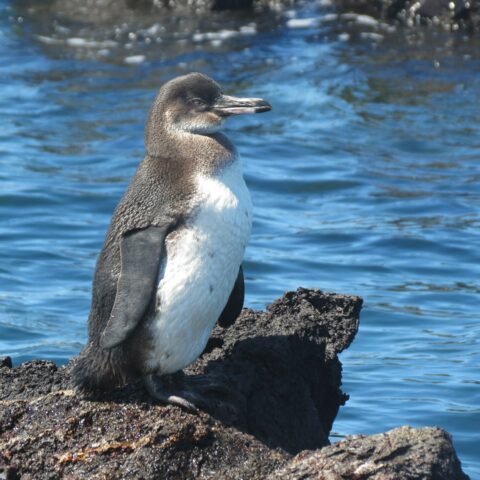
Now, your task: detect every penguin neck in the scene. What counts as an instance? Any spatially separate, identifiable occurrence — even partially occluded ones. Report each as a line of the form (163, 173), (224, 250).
(146, 127), (237, 176)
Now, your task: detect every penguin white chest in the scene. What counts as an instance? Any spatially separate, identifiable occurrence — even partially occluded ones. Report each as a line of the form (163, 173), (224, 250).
(147, 160), (252, 374)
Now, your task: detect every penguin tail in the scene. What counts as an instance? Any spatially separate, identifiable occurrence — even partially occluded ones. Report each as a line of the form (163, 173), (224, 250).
(71, 342), (130, 396)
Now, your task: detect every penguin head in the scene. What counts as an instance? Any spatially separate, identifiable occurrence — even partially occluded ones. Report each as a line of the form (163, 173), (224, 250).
(146, 73), (271, 144)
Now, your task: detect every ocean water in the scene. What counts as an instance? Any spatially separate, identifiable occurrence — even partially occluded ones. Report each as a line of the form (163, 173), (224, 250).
(1, 0), (479, 476)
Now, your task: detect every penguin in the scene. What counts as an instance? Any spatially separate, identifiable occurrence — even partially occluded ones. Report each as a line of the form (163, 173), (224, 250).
(72, 72), (271, 409)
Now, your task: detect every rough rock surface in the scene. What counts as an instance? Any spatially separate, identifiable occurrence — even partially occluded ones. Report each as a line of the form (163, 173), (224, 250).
(0, 288), (359, 479)
(270, 426), (470, 480)
(333, 0), (480, 32)
(12, 0), (288, 24)
(0, 288), (469, 479)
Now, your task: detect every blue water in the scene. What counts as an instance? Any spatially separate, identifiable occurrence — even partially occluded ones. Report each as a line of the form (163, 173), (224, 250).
(1, 0), (479, 476)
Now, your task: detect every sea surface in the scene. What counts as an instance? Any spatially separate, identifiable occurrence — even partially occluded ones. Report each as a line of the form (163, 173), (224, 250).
(0, 0), (479, 476)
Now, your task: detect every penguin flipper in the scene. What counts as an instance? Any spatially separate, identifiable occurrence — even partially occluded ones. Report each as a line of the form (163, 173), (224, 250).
(100, 224), (170, 349)
(217, 266), (244, 328)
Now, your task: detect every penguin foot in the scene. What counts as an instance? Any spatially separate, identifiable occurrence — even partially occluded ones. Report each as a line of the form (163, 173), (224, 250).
(143, 372), (230, 412)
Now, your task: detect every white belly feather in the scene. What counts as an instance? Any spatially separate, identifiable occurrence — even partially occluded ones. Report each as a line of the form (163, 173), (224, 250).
(146, 159), (252, 374)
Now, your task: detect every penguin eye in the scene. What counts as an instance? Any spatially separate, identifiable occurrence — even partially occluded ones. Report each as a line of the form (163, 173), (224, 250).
(190, 98), (206, 107)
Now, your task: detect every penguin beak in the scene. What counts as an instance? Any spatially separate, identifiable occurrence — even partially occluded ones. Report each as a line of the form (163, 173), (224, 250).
(213, 95), (272, 116)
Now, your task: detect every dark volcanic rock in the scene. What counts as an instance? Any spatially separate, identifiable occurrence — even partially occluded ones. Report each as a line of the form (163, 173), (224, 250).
(0, 358), (12, 369)
(270, 426), (470, 480)
(12, 0), (284, 25)
(0, 288), (470, 479)
(0, 360), (66, 400)
(334, 0), (480, 32)
(0, 288), (360, 479)
(187, 288), (362, 453)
